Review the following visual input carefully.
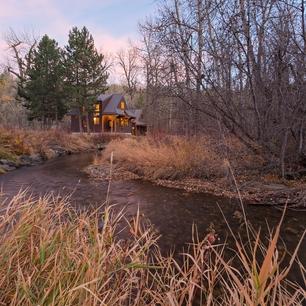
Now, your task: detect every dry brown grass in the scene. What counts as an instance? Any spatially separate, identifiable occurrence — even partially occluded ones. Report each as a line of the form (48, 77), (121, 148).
(102, 136), (229, 180)
(0, 127), (99, 161)
(100, 135), (264, 181)
(0, 191), (304, 305)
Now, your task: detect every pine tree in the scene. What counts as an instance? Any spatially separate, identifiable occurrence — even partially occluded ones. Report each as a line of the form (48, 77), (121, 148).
(65, 26), (109, 133)
(24, 35), (66, 126)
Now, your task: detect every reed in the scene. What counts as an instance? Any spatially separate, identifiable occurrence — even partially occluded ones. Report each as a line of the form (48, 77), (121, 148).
(101, 136), (229, 180)
(0, 126), (98, 161)
(0, 191), (304, 305)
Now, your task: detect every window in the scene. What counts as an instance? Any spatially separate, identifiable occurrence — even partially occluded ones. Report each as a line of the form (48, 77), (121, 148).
(119, 118), (129, 127)
(95, 104), (100, 112)
(93, 117), (100, 125)
(119, 101), (125, 110)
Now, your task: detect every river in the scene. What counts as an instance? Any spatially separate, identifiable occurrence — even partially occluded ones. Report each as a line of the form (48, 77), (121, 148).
(0, 152), (305, 283)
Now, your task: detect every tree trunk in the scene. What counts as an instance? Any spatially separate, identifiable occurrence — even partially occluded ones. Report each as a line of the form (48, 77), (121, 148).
(86, 113), (91, 134)
(280, 129), (289, 179)
(78, 110), (83, 133)
(299, 120), (304, 155)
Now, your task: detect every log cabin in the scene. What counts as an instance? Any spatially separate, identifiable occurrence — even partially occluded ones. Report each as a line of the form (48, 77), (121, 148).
(69, 94), (147, 135)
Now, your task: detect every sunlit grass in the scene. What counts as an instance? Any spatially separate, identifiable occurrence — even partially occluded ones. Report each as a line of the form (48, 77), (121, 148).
(0, 191), (304, 305)
(98, 135), (265, 182)
(100, 136), (228, 180)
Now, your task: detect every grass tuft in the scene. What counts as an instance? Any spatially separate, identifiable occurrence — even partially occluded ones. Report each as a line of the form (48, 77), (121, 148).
(0, 191), (304, 305)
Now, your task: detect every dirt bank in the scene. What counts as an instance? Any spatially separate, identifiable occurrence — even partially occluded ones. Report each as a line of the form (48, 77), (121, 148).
(86, 162), (306, 208)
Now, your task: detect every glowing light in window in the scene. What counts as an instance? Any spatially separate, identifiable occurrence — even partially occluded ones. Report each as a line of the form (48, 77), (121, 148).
(93, 117), (100, 125)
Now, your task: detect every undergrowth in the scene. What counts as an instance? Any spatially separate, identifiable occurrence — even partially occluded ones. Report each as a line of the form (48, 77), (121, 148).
(0, 191), (304, 305)
(101, 136), (263, 180)
(0, 127), (104, 163)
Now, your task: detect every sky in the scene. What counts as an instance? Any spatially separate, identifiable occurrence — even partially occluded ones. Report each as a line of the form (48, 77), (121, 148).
(0, 0), (157, 81)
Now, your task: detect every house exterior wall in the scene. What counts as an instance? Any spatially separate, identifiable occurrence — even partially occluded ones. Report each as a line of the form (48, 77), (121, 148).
(70, 113), (134, 133)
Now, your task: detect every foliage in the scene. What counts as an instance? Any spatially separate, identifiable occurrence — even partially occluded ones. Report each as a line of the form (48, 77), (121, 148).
(4, 28), (110, 131)
(0, 192), (304, 305)
(23, 35), (66, 124)
(64, 26), (109, 132)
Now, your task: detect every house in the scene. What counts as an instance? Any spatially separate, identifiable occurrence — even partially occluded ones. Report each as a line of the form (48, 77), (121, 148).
(69, 94), (147, 135)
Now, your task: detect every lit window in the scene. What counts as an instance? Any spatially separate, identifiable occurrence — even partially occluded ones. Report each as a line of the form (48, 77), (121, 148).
(95, 104), (100, 112)
(93, 117), (100, 125)
(120, 101), (125, 109)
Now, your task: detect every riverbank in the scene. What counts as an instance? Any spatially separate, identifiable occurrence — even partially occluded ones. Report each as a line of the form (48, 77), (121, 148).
(0, 127), (107, 174)
(86, 136), (306, 207)
(0, 192), (304, 305)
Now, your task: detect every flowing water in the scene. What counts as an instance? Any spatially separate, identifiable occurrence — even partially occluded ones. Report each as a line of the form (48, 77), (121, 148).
(0, 152), (305, 283)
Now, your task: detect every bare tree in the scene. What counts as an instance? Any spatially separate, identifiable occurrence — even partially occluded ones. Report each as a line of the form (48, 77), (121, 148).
(139, 0), (306, 175)
(117, 44), (140, 103)
(4, 28), (38, 100)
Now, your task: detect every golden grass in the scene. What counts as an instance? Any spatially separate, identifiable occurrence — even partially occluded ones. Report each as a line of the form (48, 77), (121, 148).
(0, 191), (304, 305)
(101, 136), (229, 180)
(100, 136), (265, 181)
(0, 127), (98, 161)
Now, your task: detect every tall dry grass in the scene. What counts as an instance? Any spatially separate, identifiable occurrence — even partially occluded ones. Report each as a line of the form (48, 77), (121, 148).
(102, 136), (229, 180)
(101, 136), (265, 181)
(0, 127), (99, 161)
(0, 191), (304, 305)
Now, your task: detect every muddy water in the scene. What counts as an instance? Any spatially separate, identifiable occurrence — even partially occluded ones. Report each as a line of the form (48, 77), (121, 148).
(0, 152), (305, 283)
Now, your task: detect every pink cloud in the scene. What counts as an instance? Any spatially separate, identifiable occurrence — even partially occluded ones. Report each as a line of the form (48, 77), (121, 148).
(0, 0), (138, 81)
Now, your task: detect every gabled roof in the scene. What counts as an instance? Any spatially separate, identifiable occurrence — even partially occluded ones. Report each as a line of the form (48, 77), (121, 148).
(127, 109), (146, 126)
(97, 93), (126, 115)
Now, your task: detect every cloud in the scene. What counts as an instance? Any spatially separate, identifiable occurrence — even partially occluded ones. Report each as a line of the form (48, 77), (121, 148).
(0, 0), (142, 81)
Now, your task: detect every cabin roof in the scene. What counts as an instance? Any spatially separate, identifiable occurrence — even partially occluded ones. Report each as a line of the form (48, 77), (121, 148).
(97, 93), (126, 115)
(127, 109), (146, 126)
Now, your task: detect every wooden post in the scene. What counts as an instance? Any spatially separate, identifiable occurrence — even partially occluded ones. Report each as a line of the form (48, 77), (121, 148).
(114, 118), (117, 133)
(102, 116), (104, 133)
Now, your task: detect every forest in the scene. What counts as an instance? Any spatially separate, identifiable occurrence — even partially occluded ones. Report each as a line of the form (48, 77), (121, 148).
(2, 0), (306, 177)
(0, 0), (305, 305)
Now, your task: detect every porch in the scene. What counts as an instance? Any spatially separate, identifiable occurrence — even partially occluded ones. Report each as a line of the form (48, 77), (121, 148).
(93, 115), (132, 133)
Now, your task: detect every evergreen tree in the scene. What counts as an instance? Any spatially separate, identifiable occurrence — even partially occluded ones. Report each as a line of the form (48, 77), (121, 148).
(64, 26), (109, 133)
(24, 35), (66, 126)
